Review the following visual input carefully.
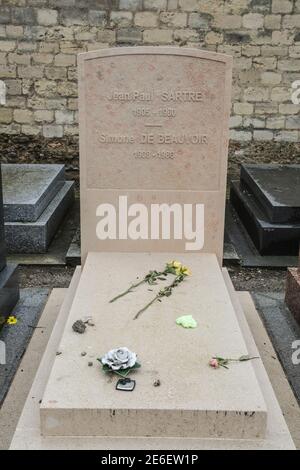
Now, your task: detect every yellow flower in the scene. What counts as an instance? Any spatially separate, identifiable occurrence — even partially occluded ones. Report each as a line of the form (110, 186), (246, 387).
(181, 266), (191, 276)
(167, 260), (182, 271)
(7, 316), (17, 325)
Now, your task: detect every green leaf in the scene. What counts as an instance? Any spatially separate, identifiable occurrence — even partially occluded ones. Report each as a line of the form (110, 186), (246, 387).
(239, 355), (251, 361)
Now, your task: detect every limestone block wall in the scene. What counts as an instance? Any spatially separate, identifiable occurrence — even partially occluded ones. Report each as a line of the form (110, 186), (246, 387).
(0, 0), (299, 142)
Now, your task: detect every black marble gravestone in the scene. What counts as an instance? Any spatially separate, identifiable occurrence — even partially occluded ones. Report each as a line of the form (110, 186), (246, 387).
(230, 164), (300, 256)
(0, 165), (19, 329)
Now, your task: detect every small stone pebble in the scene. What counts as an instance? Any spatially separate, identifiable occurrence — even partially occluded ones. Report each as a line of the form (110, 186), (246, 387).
(153, 379), (161, 387)
(88, 361), (93, 367)
(81, 351), (87, 357)
(72, 320), (86, 334)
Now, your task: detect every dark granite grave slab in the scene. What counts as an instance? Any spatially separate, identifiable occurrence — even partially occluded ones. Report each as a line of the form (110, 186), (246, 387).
(5, 181), (74, 254)
(225, 203), (298, 268)
(0, 288), (49, 404)
(230, 181), (300, 255)
(241, 164), (300, 224)
(2, 164), (65, 222)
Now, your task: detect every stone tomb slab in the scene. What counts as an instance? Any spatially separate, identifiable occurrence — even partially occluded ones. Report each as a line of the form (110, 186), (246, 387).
(2, 164), (65, 222)
(5, 181), (74, 253)
(230, 181), (300, 255)
(41, 252), (267, 439)
(241, 164), (300, 224)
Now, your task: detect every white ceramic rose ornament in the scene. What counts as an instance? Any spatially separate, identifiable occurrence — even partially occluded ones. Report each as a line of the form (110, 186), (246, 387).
(99, 347), (141, 377)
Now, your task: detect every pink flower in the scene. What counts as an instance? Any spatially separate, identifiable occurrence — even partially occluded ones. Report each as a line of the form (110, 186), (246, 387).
(209, 358), (219, 369)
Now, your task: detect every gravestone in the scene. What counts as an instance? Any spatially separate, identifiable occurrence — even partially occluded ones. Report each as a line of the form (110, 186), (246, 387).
(15, 48), (294, 449)
(230, 165), (300, 255)
(42, 48), (268, 439)
(0, 165), (19, 328)
(79, 47), (232, 264)
(285, 245), (300, 324)
(2, 164), (75, 253)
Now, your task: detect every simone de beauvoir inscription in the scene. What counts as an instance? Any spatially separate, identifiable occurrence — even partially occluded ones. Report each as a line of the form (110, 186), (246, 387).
(78, 47), (232, 261)
(98, 89), (207, 153)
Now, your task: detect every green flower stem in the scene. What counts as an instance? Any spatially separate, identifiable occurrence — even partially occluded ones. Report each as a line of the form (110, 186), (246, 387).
(133, 274), (184, 320)
(133, 295), (160, 320)
(109, 269), (167, 303)
(109, 279), (146, 303)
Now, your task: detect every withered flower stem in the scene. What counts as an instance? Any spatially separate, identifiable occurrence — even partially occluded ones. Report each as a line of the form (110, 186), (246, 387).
(109, 270), (167, 303)
(133, 274), (185, 320)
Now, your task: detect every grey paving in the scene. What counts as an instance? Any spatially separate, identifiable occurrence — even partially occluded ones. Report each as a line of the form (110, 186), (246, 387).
(251, 291), (300, 405)
(0, 288), (49, 405)
(5, 181), (74, 254)
(2, 164), (65, 222)
(0, 264), (19, 329)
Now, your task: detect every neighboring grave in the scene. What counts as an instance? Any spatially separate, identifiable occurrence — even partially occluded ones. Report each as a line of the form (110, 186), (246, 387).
(2, 164), (65, 222)
(230, 165), (300, 255)
(79, 47), (232, 264)
(0, 165), (19, 329)
(2, 164), (75, 254)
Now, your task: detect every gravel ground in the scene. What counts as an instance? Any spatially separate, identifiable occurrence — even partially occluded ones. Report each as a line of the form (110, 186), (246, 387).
(18, 264), (288, 294)
(228, 266), (287, 292)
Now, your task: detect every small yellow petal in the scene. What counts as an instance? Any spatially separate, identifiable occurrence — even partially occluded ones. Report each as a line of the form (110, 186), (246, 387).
(173, 261), (181, 268)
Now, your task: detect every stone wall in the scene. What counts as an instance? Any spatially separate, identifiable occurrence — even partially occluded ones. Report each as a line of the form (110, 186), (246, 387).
(0, 0), (299, 142)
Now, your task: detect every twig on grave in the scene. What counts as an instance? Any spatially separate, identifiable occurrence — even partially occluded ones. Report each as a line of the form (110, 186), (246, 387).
(133, 269), (190, 320)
